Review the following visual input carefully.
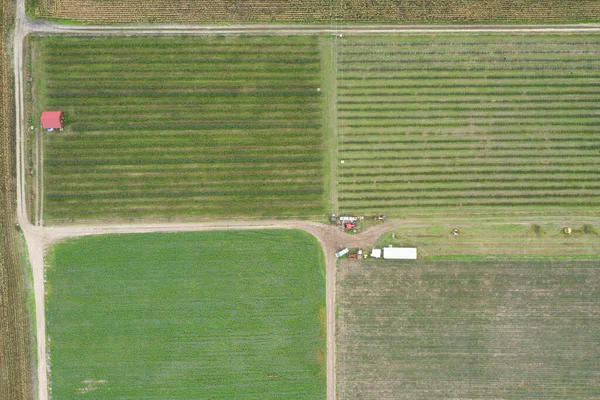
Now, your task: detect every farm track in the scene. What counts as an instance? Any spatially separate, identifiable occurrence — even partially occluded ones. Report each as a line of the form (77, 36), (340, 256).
(10, 0), (600, 398)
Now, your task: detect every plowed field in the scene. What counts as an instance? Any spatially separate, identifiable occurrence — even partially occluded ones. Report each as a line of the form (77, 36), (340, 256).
(337, 258), (600, 399)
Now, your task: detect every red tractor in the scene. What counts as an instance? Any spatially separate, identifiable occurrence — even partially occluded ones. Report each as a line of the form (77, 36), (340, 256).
(344, 222), (356, 231)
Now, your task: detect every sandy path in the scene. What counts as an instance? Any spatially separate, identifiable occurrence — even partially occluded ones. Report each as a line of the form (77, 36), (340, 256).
(11, 2), (600, 398)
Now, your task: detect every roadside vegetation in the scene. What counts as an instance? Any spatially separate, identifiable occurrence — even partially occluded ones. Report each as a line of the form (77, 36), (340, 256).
(337, 257), (600, 399)
(378, 222), (600, 258)
(45, 230), (326, 399)
(336, 34), (600, 216)
(0, 0), (35, 399)
(31, 36), (326, 222)
(27, 0), (600, 24)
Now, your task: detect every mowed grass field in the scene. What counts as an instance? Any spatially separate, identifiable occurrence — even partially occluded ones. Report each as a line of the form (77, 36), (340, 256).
(45, 230), (326, 399)
(337, 258), (600, 399)
(336, 34), (600, 215)
(33, 36), (325, 222)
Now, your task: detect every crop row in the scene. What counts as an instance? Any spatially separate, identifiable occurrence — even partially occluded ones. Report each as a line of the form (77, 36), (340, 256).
(48, 70), (320, 79)
(46, 56), (320, 65)
(340, 112), (598, 120)
(66, 121), (322, 133)
(343, 118), (598, 127)
(341, 73), (600, 80)
(338, 97), (600, 104)
(340, 189), (600, 200)
(342, 39), (600, 47)
(338, 105), (599, 112)
(47, 185), (324, 201)
(45, 63), (321, 74)
(339, 50), (600, 56)
(61, 112), (319, 124)
(45, 127), (322, 139)
(338, 82), (598, 89)
(47, 80), (320, 90)
(341, 184), (600, 193)
(339, 57), (599, 65)
(46, 96), (319, 107)
(339, 88), (600, 96)
(342, 136), (600, 145)
(48, 137), (322, 150)
(68, 104), (322, 116)
(339, 198), (600, 209)
(47, 170), (323, 185)
(339, 176), (600, 185)
(46, 144), (322, 157)
(338, 65), (600, 72)
(43, 36), (318, 48)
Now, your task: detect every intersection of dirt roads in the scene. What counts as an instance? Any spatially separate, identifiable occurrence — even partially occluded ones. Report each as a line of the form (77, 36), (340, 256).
(11, 1), (600, 398)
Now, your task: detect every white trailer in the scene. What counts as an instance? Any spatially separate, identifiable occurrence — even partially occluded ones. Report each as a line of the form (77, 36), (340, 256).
(382, 247), (417, 260)
(335, 248), (349, 258)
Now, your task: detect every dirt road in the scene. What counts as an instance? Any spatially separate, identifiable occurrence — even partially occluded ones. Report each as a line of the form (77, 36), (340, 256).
(11, 1), (600, 398)
(25, 217), (399, 400)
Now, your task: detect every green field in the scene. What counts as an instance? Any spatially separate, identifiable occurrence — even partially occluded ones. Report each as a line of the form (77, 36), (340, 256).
(377, 222), (600, 258)
(45, 230), (326, 399)
(336, 34), (600, 215)
(32, 36), (326, 222)
(337, 258), (600, 399)
(32, 34), (600, 221)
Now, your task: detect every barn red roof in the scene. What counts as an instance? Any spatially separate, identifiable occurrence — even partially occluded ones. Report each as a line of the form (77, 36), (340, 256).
(40, 111), (64, 129)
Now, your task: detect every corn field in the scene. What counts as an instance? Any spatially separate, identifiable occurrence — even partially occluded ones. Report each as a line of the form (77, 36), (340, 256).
(0, 0), (34, 399)
(29, 0), (600, 24)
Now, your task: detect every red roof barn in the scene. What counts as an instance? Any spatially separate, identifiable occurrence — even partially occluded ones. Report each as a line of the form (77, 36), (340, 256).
(40, 111), (64, 130)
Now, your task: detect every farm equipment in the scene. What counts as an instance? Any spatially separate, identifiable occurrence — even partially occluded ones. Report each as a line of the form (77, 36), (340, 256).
(344, 222), (356, 231)
(348, 253), (357, 260)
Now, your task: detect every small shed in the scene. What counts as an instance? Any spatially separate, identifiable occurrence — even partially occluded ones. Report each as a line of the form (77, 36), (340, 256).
(370, 248), (382, 258)
(382, 247), (417, 260)
(41, 111), (64, 130)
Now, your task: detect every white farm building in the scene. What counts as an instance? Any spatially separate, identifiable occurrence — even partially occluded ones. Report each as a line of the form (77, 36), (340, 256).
(382, 247), (417, 260)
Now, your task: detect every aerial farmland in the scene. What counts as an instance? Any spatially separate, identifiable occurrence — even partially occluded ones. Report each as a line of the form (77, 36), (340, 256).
(20, 29), (600, 400)
(45, 230), (326, 399)
(29, 35), (327, 222)
(337, 257), (600, 399)
(336, 34), (600, 215)
(3, 1), (600, 400)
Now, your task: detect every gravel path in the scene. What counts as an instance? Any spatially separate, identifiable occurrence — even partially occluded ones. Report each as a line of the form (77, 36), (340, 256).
(11, 3), (600, 398)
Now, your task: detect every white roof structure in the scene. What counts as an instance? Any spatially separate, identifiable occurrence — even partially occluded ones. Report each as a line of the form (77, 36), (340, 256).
(382, 247), (417, 260)
(370, 248), (382, 258)
(335, 248), (349, 258)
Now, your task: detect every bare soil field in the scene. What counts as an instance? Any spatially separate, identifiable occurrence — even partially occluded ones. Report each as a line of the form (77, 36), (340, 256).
(28, 0), (600, 24)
